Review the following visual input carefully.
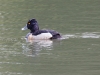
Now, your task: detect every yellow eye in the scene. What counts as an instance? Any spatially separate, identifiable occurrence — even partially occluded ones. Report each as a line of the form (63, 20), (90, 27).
(28, 22), (30, 25)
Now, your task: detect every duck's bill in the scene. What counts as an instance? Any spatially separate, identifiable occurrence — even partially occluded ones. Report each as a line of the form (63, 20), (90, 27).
(21, 25), (28, 30)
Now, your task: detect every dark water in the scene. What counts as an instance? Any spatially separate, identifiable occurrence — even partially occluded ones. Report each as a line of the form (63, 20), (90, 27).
(0, 0), (100, 75)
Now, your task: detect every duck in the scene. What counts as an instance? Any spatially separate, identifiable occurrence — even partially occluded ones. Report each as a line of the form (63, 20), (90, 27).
(21, 18), (61, 40)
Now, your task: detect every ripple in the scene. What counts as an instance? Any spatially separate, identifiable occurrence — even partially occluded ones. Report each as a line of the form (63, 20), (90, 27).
(0, 72), (22, 75)
(62, 32), (100, 39)
(22, 40), (53, 57)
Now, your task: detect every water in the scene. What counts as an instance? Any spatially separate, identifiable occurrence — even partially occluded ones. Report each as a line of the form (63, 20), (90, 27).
(0, 0), (100, 75)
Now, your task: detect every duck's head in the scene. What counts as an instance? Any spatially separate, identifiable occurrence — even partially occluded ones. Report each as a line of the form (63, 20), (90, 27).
(22, 18), (39, 32)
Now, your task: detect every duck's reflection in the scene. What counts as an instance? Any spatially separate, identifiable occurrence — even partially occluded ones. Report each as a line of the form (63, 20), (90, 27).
(22, 40), (53, 57)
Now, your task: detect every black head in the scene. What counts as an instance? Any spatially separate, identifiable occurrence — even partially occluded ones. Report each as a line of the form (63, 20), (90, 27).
(27, 18), (39, 32)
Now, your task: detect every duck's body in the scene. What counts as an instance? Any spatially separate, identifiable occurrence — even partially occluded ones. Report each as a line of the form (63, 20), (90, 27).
(22, 18), (61, 40)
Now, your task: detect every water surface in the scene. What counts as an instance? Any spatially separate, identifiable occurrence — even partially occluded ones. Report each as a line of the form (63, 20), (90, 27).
(0, 0), (100, 75)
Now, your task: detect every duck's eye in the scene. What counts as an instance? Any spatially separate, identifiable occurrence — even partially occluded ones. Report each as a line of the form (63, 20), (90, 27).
(28, 22), (30, 25)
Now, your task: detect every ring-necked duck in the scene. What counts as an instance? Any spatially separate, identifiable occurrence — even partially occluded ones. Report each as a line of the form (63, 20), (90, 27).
(22, 18), (61, 40)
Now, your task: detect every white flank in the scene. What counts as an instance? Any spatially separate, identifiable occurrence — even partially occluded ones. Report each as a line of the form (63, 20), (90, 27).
(27, 33), (52, 40)
(33, 33), (52, 40)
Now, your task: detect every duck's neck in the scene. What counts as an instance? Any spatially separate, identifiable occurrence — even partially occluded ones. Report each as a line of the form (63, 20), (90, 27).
(31, 29), (38, 33)
(30, 25), (39, 34)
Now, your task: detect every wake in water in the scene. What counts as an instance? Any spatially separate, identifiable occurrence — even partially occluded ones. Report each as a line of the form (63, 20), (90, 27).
(62, 32), (100, 39)
(22, 32), (100, 57)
